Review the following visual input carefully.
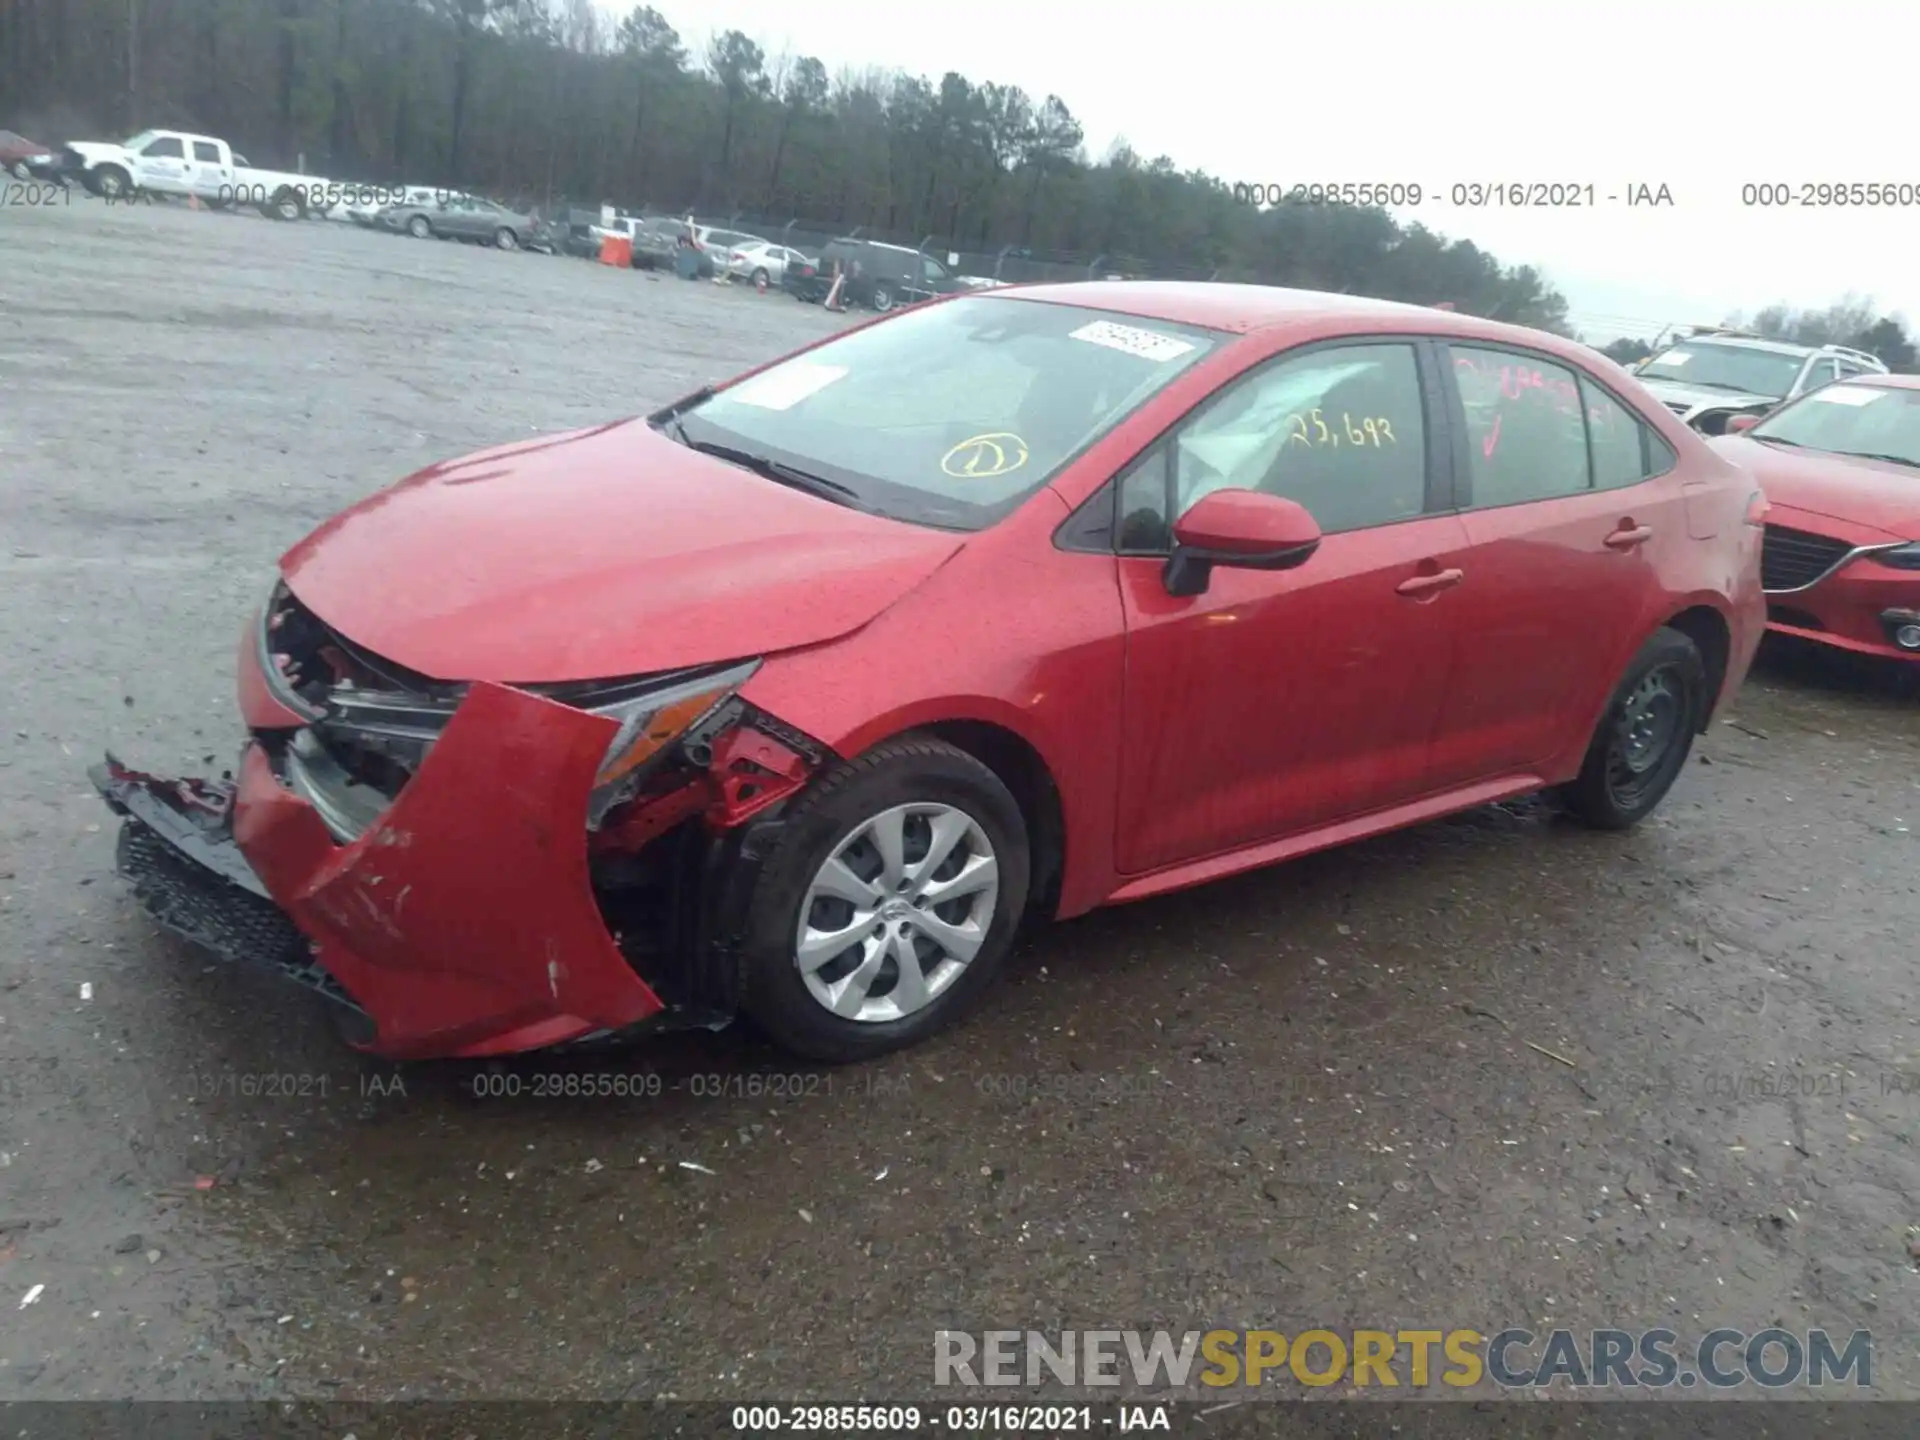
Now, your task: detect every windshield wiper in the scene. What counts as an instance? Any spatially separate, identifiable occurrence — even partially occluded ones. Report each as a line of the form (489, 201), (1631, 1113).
(667, 422), (871, 510)
(1842, 450), (1920, 469)
(1754, 435), (1804, 448)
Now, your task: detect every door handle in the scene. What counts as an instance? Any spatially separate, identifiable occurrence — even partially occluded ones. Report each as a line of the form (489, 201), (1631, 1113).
(1605, 524), (1654, 550)
(1396, 567), (1465, 597)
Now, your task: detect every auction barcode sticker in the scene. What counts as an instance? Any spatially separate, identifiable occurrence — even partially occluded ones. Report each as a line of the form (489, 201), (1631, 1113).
(1069, 320), (1196, 363)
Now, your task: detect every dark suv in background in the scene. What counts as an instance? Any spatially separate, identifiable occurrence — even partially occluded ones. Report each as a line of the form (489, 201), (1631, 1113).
(784, 238), (974, 311)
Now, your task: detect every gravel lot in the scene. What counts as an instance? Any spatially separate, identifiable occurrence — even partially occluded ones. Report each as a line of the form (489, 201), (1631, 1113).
(2, 195), (1918, 1408)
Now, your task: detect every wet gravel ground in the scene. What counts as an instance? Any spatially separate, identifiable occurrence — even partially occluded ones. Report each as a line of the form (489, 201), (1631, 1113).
(2, 196), (1919, 1406)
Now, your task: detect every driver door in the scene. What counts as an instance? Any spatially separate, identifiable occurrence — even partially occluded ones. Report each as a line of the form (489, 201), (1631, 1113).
(1114, 339), (1471, 874)
(133, 136), (188, 195)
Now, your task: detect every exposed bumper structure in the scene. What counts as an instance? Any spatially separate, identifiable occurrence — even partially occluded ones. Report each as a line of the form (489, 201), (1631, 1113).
(93, 674), (822, 1060)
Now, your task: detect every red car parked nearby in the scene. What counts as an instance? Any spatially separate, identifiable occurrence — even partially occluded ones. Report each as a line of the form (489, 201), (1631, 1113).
(0, 129), (51, 179)
(93, 284), (1767, 1063)
(1712, 374), (1920, 662)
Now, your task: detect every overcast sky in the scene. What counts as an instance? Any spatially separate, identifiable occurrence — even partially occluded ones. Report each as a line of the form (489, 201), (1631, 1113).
(606, 0), (1920, 343)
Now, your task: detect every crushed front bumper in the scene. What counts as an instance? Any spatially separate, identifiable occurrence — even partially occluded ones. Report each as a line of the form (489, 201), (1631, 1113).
(91, 679), (812, 1060)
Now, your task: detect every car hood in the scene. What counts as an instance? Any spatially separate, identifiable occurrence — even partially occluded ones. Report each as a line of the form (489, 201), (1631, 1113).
(1638, 377), (1778, 412)
(1712, 435), (1920, 539)
(279, 419), (965, 684)
(67, 140), (132, 164)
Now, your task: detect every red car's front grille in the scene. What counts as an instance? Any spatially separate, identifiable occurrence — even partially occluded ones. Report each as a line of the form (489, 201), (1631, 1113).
(1760, 524), (1854, 592)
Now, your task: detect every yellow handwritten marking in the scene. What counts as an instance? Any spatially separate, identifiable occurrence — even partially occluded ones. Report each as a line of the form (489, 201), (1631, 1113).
(941, 431), (1029, 479)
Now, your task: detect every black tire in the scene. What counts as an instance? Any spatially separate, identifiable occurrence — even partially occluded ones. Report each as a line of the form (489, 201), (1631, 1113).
(869, 283), (896, 313)
(407, 214), (431, 239)
(495, 226), (518, 250)
(93, 164), (131, 199)
(9, 161), (30, 181)
(269, 188), (303, 221)
(751, 266), (770, 288)
(736, 736), (1031, 1063)
(1557, 627), (1707, 830)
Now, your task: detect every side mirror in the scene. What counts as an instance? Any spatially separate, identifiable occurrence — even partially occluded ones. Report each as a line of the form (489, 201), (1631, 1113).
(1725, 414), (1761, 434)
(1163, 489), (1322, 598)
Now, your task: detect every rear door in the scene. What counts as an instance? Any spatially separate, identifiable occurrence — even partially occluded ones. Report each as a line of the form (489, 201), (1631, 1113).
(1428, 342), (1687, 785)
(1114, 337), (1472, 873)
(187, 138), (231, 200)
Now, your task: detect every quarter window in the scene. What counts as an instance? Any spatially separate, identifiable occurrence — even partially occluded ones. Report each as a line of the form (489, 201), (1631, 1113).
(1453, 345), (1590, 506)
(1581, 376), (1671, 489)
(1170, 342), (1428, 534)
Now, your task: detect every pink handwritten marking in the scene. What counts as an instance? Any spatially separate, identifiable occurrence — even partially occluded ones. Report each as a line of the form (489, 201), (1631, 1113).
(1482, 412), (1503, 458)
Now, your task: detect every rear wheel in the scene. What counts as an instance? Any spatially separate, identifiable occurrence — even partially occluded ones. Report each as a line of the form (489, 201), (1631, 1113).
(737, 737), (1030, 1062)
(752, 267), (770, 288)
(1558, 627), (1706, 830)
(869, 283), (896, 313)
(407, 214), (431, 239)
(269, 188), (303, 221)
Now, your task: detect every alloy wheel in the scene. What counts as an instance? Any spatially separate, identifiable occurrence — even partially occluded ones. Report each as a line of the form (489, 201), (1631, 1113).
(794, 802), (999, 1023)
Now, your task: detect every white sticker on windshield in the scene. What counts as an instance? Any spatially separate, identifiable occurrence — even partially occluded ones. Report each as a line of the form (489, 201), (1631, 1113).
(726, 361), (847, 411)
(1069, 320), (1196, 364)
(1650, 349), (1688, 365)
(1811, 385), (1885, 406)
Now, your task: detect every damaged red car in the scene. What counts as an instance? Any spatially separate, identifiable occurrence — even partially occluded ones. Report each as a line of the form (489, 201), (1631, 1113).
(94, 283), (1766, 1063)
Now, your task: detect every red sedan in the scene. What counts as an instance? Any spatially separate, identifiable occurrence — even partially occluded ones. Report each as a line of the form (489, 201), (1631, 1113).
(1712, 374), (1920, 662)
(93, 284), (1766, 1062)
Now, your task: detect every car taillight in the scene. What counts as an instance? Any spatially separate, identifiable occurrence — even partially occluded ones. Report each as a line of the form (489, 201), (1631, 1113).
(1744, 489), (1770, 527)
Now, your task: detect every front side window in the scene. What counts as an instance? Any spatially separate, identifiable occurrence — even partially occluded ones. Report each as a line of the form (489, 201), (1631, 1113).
(1453, 345), (1591, 506)
(142, 137), (184, 159)
(1636, 341), (1804, 398)
(667, 297), (1222, 531)
(1749, 383), (1920, 469)
(1171, 342), (1429, 534)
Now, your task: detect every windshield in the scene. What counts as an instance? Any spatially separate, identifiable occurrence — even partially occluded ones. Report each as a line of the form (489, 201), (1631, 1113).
(1750, 383), (1920, 468)
(665, 296), (1222, 530)
(1636, 341), (1803, 397)
(121, 130), (158, 150)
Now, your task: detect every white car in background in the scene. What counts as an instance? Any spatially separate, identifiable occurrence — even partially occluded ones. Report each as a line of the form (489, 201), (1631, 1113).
(726, 239), (814, 287)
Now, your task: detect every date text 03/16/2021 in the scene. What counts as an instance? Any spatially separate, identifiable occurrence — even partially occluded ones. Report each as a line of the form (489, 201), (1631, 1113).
(729, 1405), (1171, 1432)
(1229, 181), (1675, 208)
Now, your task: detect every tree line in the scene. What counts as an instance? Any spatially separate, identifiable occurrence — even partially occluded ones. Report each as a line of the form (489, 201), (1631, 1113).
(2, 0), (1571, 326)
(1599, 297), (1918, 374)
(5, 0), (1913, 368)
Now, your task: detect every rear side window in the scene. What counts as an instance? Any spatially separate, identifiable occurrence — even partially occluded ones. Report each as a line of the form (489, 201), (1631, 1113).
(1452, 345), (1590, 506)
(191, 141), (221, 163)
(1581, 377), (1672, 489)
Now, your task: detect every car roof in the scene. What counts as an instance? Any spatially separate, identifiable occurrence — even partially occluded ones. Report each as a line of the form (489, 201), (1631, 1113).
(1666, 334), (1815, 357)
(1826, 371), (1920, 391)
(994, 281), (1604, 352)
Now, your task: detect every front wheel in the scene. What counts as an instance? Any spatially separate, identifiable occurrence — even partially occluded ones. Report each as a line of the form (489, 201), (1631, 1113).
(1557, 627), (1707, 830)
(93, 164), (131, 199)
(269, 188), (303, 221)
(10, 161), (30, 181)
(494, 226), (518, 250)
(407, 215), (431, 239)
(737, 737), (1031, 1062)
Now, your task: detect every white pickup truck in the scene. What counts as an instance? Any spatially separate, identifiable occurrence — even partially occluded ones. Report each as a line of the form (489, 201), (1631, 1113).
(61, 129), (332, 220)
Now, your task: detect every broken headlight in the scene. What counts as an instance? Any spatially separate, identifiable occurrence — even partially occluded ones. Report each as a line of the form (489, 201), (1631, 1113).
(570, 660), (762, 824)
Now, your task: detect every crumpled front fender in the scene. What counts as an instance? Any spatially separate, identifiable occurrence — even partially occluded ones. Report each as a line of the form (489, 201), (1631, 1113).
(234, 680), (665, 1059)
